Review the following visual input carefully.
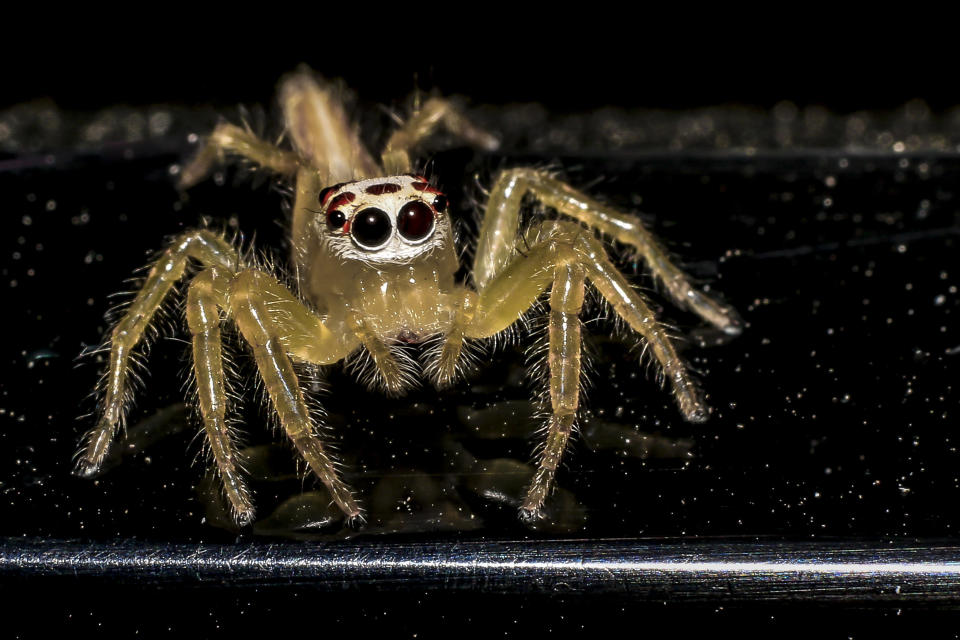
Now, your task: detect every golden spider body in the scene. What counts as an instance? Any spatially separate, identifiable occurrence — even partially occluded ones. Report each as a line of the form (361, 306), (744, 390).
(78, 69), (741, 526)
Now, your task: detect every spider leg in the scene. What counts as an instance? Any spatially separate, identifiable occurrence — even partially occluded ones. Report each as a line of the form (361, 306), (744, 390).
(570, 226), (707, 422)
(475, 168), (741, 335)
(456, 235), (580, 516)
(186, 267), (254, 524)
(381, 97), (499, 174)
(523, 262), (586, 517)
(458, 221), (708, 516)
(77, 230), (239, 477)
(178, 123), (300, 189)
(431, 239), (568, 387)
(229, 269), (363, 522)
(279, 69), (380, 184)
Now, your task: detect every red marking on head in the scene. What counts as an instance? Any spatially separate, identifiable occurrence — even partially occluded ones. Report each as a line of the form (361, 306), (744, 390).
(365, 183), (402, 195)
(328, 192), (355, 210)
(411, 182), (442, 196)
(342, 219), (351, 233)
(319, 182), (348, 206)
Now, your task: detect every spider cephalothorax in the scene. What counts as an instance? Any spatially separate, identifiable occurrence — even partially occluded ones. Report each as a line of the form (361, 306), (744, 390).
(78, 69), (741, 527)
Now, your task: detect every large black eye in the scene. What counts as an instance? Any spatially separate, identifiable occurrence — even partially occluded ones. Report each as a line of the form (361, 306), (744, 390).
(350, 207), (392, 249)
(397, 201), (436, 242)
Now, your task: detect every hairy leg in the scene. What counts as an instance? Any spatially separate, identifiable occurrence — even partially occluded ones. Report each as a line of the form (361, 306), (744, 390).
(278, 69), (380, 184)
(179, 123), (300, 189)
(186, 267), (254, 524)
(571, 228), (707, 422)
(522, 262), (586, 518)
(445, 221), (707, 515)
(78, 230), (239, 476)
(474, 168), (741, 335)
(381, 97), (499, 175)
(229, 269), (362, 522)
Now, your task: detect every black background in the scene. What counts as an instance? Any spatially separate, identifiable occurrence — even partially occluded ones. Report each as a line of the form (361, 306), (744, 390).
(4, 21), (958, 113)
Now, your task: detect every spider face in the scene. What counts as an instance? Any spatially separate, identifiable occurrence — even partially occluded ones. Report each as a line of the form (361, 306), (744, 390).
(317, 174), (451, 264)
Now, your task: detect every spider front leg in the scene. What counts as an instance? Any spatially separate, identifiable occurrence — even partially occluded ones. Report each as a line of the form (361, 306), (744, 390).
(78, 230), (239, 476)
(187, 267), (254, 523)
(527, 262), (587, 516)
(228, 269), (363, 523)
(475, 168), (742, 336)
(454, 236), (591, 517)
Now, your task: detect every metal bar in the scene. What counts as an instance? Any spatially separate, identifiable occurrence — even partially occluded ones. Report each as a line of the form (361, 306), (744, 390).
(3, 538), (960, 603)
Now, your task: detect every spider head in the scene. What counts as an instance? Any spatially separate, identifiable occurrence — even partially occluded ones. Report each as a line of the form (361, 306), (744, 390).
(316, 175), (451, 264)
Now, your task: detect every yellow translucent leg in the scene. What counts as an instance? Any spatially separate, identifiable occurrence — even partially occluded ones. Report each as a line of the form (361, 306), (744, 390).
(454, 233), (582, 516)
(77, 230), (238, 477)
(382, 97), (499, 174)
(464, 240), (565, 340)
(186, 268), (254, 524)
(573, 230), (707, 423)
(522, 263), (586, 518)
(230, 270), (362, 522)
(475, 168), (741, 335)
(231, 268), (357, 366)
(278, 69), (380, 184)
(179, 123), (301, 189)
(469, 220), (706, 422)
(457, 221), (707, 517)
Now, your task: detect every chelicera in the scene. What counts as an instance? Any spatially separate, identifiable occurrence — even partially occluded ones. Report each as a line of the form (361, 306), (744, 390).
(77, 69), (741, 526)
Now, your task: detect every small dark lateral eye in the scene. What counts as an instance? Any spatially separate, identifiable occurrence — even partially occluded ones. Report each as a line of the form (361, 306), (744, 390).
(351, 207), (392, 248)
(327, 210), (346, 229)
(365, 183), (402, 195)
(432, 194), (448, 213)
(397, 201), (435, 242)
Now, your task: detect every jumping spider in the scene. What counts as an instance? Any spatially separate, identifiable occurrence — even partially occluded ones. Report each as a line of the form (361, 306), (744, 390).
(77, 69), (742, 526)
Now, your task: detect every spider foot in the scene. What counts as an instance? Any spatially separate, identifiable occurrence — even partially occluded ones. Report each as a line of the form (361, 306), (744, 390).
(344, 510), (368, 530)
(74, 417), (116, 478)
(518, 505), (547, 525)
(73, 458), (100, 479)
(234, 507), (256, 529)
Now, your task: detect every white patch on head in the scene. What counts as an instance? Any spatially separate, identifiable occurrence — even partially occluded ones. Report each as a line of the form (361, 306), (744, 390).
(315, 175), (451, 265)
